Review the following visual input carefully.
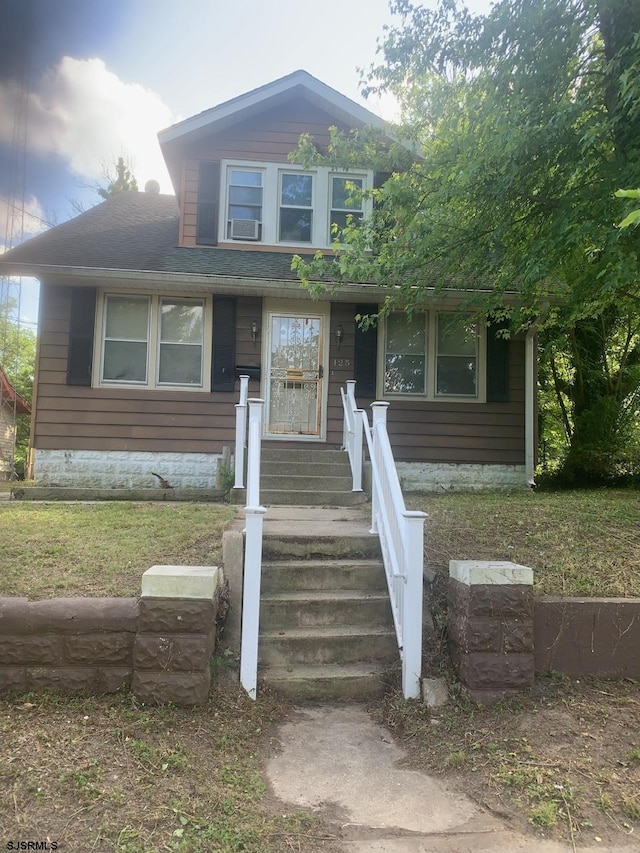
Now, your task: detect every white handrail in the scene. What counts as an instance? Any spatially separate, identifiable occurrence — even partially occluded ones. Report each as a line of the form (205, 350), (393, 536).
(340, 379), (363, 491)
(233, 375), (250, 489)
(344, 387), (426, 700)
(240, 397), (266, 700)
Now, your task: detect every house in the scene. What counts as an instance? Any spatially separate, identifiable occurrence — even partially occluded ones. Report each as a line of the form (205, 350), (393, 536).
(0, 365), (31, 479)
(0, 70), (534, 492)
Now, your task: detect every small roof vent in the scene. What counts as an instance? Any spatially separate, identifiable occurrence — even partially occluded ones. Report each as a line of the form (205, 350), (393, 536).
(144, 179), (160, 194)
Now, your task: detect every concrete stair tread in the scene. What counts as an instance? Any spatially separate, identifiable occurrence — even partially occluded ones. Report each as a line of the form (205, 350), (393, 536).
(260, 662), (395, 681)
(260, 590), (389, 602)
(262, 559), (383, 569)
(260, 625), (396, 639)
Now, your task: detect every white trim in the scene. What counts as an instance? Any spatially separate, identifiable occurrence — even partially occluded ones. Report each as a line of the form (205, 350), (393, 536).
(158, 70), (388, 146)
(93, 289), (213, 392)
(219, 159), (373, 249)
(262, 297), (330, 441)
(377, 310), (487, 403)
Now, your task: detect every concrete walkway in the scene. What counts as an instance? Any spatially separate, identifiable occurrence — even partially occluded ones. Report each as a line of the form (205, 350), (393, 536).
(266, 704), (635, 853)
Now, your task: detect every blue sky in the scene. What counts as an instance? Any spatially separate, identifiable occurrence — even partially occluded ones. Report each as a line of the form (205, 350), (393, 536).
(0, 0), (494, 325)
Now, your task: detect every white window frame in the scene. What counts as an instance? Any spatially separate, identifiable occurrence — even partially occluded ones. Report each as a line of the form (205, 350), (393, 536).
(329, 173), (365, 241)
(378, 311), (486, 402)
(219, 159), (372, 248)
(94, 291), (213, 391)
(224, 166), (264, 240)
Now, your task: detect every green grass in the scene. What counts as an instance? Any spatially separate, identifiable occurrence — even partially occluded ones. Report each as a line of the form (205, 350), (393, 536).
(408, 488), (640, 597)
(0, 502), (236, 598)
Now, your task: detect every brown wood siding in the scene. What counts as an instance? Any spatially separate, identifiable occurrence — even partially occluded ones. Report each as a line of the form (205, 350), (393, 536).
(180, 99), (355, 248)
(320, 304), (526, 466)
(33, 286), (260, 454)
(35, 288), (525, 465)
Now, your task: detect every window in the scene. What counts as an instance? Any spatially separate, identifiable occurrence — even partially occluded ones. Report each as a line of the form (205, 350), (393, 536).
(381, 311), (482, 400)
(103, 295), (150, 383)
(436, 314), (478, 396)
(384, 312), (427, 395)
(330, 175), (364, 239)
(100, 294), (206, 389)
(226, 168), (263, 239)
(218, 160), (372, 247)
(279, 173), (313, 242)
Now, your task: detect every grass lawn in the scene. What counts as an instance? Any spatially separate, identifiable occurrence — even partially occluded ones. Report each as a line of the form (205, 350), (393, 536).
(409, 488), (640, 597)
(1, 490), (639, 850)
(0, 502), (236, 598)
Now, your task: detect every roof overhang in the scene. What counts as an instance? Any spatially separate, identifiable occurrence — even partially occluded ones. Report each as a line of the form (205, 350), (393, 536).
(0, 261), (511, 307)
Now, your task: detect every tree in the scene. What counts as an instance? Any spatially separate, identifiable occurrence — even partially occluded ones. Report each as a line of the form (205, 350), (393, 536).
(96, 156), (138, 199)
(0, 300), (36, 477)
(293, 0), (640, 483)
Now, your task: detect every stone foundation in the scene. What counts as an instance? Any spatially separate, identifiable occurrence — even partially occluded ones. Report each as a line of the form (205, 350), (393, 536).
(0, 566), (224, 705)
(397, 462), (527, 492)
(33, 449), (222, 490)
(448, 561), (534, 704)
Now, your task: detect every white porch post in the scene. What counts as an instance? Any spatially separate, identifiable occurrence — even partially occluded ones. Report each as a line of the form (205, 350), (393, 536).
(234, 375), (250, 489)
(402, 510), (426, 699)
(240, 397), (265, 701)
(346, 380), (363, 492)
(369, 402), (389, 534)
(525, 330), (536, 487)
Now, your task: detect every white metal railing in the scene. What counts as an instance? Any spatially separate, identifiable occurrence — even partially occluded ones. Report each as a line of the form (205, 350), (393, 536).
(340, 380), (364, 492)
(239, 397), (266, 700)
(234, 375), (250, 489)
(343, 386), (426, 699)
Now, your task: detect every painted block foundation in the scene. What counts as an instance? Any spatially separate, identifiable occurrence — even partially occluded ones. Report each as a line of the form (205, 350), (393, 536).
(33, 449), (222, 489)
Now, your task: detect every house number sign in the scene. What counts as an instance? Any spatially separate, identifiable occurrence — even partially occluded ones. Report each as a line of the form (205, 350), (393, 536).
(332, 358), (351, 368)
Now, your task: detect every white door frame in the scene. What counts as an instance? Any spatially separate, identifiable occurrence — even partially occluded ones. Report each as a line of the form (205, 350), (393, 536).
(262, 298), (330, 442)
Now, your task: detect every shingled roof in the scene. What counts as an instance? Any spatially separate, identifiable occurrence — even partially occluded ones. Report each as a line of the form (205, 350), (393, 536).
(0, 191), (314, 281)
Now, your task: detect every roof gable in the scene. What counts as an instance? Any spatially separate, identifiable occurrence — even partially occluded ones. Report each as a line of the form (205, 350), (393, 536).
(159, 70), (386, 148)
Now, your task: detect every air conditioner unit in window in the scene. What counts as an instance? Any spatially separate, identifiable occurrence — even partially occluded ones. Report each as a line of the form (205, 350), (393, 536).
(230, 219), (260, 240)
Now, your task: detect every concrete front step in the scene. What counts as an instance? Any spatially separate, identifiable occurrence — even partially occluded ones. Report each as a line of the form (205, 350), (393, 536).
(260, 662), (398, 700)
(262, 474), (353, 491)
(262, 533), (381, 561)
(260, 590), (392, 629)
(259, 625), (397, 666)
(261, 460), (351, 477)
(260, 488), (366, 506)
(261, 448), (347, 462)
(262, 559), (386, 593)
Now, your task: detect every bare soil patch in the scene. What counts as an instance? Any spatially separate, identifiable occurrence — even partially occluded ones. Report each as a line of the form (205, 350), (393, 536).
(375, 674), (640, 847)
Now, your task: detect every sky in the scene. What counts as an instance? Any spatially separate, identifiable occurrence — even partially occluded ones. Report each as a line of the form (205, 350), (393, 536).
(0, 0), (495, 326)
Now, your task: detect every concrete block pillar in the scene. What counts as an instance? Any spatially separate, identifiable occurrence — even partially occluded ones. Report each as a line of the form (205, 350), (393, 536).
(448, 560), (534, 705)
(132, 565), (223, 705)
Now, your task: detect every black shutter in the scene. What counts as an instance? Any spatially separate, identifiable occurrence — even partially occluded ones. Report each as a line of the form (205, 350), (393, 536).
(211, 296), (236, 392)
(67, 288), (96, 386)
(196, 162), (220, 245)
(354, 303), (378, 397)
(486, 320), (510, 402)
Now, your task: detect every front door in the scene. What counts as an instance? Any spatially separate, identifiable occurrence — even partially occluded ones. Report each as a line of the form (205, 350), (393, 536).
(265, 311), (325, 437)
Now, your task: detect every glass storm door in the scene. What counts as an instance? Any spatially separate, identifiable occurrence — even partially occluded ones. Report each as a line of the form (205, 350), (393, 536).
(267, 314), (323, 436)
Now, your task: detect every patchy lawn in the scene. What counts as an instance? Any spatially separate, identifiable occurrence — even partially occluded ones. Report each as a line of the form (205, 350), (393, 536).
(0, 684), (336, 853)
(409, 488), (640, 597)
(0, 502), (236, 598)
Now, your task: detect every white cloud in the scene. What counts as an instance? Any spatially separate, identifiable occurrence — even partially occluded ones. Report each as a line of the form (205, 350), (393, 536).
(0, 195), (48, 253)
(0, 57), (175, 194)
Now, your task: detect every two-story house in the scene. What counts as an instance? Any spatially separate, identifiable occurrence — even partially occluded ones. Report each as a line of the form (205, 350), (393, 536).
(0, 70), (533, 491)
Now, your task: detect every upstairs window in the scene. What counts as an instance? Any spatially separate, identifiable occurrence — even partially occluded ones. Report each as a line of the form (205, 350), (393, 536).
(279, 173), (313, 242)
(330, 176), (364, 239)
(217, 160), (373, 247)
(226, 168), (263, 240)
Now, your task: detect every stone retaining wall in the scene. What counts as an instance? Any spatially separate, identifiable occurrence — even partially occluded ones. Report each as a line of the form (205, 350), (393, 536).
(0, 566), (224, 705)
(448, 562), (640, 704)
(534, 597), (640, 678)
